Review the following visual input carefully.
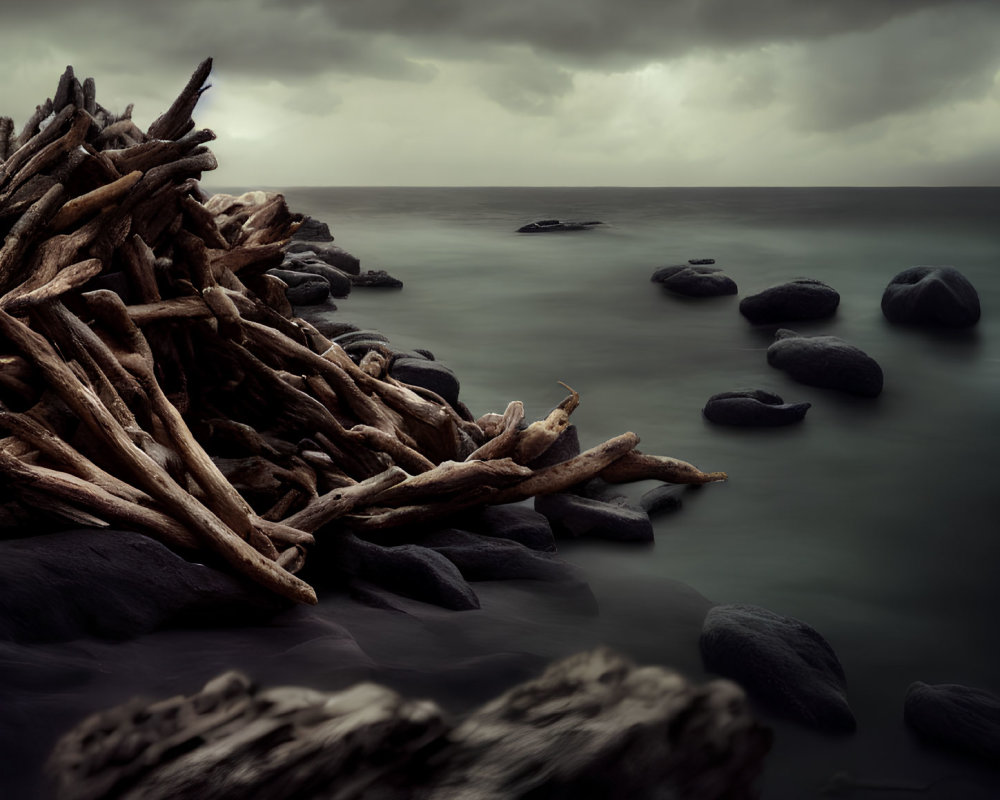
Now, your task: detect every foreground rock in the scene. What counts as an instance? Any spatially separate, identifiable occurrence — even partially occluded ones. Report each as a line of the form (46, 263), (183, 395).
(49, 648), (771, 800)
(904, 682), (1000, 762)
(881, 266), (981, 328)
(700, 604), (856, 733)
(703, 389), (810, 427)
(0, 530), (281, 644)
(739, 278), (840, 324)
(535, 492), (654, 543)
(767, 329), (883, 397)
(651, 264), (738, 297)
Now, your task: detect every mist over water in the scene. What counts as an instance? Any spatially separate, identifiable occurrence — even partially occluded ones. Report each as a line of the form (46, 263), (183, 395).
(4, 188), (998, 798)
(277, 186), (1000, 797)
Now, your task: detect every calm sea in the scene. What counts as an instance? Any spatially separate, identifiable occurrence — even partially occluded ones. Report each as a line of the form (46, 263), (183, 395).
(277, 186), (1000, 798)
(7, 187), (1000, 798)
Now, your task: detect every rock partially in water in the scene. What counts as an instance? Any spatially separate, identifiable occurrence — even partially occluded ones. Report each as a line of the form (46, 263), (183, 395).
(904, 681), (1000, 762)
(651, 264), (738, 297)
(352, 269), (404, 288)
(534, 492), (654, 543)
(881, 266), (981, 328)
(390, 357), (461, 408)
(703, 389), (811, 426)
(48, 649), (771, 800)
(639, 483), (685, 515)
(739, 278), (840, 324)
(700, 603), (856, 733)
(689, 258), (716, 265)
(767, 329), (883, 397)
(0, 530), (282, 644)
(290, 214), (334, 242)
(281, 254), (353, 297)
(286, 240), (361, 275)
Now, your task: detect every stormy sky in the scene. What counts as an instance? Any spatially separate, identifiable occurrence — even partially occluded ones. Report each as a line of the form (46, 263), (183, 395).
(1, 0), (998, 186)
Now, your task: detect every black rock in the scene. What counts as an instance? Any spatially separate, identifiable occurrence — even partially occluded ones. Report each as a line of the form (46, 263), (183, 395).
(651, 265), (738, 297)
(460, 504), (557, 552)
(284, 277), (331, 306)
(904, 682), (1000, 762)
(419, 529), (585, 584)
(739, 278), (840, 324)
(516, 219), (603, 233)
(281, 255), (353, 297)
(689, 258), (716, 265)
(0, 530), (282, 643)
(638, 484), (685, 515)
(332, 329), (392, 348)
(534, 493), (654, 543)
(290, 215), (334, 242)
(767, 329), (883, 397)
(700, 603), (856, 733)
(881, 266), (981, 328)
(343, 535), (479, 610)
(285, 241), (361, 275)
(351, 269), (403, 288)
(526, 423), (581, 469)
(703, 389), (811, 426)
(389, 357), (461, 408)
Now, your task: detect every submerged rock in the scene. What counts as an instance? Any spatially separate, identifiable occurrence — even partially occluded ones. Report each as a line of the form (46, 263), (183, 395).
(700, 603), (856, 733)
(651, 264), (738, 297)
(881, 266), (981, 328)
(767, 329), (883, 397)
(703, 389), (810, 426)
(49, 649), (771, 800)
(904, 682), (1000, 762)
(739, 278), (840, 324)
(534, 492), (654, 543)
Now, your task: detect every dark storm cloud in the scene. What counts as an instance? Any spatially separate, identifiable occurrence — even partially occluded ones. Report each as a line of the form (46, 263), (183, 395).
(274, 0), (966, 65)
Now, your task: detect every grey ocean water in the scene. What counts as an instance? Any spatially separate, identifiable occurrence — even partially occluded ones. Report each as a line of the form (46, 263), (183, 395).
(277, 186), (1000, 797)
(4, 188), (998, 799)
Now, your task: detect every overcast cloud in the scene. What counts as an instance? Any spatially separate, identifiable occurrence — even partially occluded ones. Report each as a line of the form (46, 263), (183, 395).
(1, 0), (997, 185)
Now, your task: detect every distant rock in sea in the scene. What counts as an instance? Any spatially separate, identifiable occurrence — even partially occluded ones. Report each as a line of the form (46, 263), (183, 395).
(651, 264), (738, 297)
(703, 389), (810, 426)
(740, 278), (840, 324)
(516, 219), (603, 233)
(767, 329), (883, 397)
(881, 266), (981, 328)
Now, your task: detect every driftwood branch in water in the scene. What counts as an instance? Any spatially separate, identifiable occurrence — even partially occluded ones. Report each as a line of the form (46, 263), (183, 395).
(0, 60), (725, 605)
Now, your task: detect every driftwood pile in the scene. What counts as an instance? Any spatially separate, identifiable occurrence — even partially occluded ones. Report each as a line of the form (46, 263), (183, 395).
(0, 60), (725, 605)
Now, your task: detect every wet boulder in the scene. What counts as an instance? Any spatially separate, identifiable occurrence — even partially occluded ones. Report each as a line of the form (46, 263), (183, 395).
(459, 504), (557, 552)
(286, 241), (361, 275)
(267, 268), (331, 305)
(651, 264), (738, 297)
(767, 329), (883, 397)
(340, 535), (479, 611)
(390, 357), (460, 408)
(419, 529), (585, 584)
(739, 278), (840, 324)
(281, 254), (353, 297)
(352, 269), (403, 288)
(904, 682), (1000, 762)
(534, 493), (654, 543)
(881, 266), (980, 328)
(290, 214), (334, 242)
(700, 603), (856, 732)
(703, 389), (810, 426)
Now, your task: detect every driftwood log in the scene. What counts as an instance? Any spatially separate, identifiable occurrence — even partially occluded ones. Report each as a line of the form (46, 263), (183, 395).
(0, 61), (726, 604)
